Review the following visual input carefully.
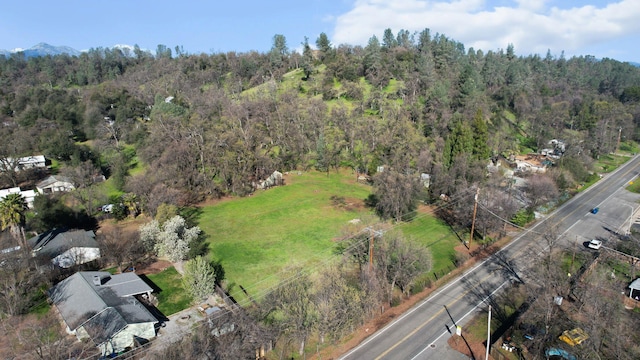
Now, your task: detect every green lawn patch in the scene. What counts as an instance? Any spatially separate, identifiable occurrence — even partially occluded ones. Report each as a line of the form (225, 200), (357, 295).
(383, 78), (403, 95)
(145, 267), (192, 315)
(99, 177), (125, 201)
(198, 170), (372, 304)
(594, 154), (629, 173)
(627, 179), (640, 193)
(397, 214), (460, 278)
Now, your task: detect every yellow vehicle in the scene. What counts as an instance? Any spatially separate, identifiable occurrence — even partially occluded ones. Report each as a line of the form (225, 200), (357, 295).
(559, 328), (589, 346)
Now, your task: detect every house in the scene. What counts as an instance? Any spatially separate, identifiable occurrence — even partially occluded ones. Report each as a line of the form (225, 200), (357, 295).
(49, 271), (157, 356)
(28, 229), (100, 268)
(36, 175), (75, 194)
(0, 155), (46, 172)
(0, 186), (36, 208)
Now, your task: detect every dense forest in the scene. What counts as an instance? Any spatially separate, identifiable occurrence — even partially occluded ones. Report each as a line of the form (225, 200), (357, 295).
(2, 29), (640, 217)
(2, 29), (640, 359)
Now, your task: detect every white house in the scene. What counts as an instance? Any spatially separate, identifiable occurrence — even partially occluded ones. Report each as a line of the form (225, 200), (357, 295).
(49, 272), (157, 356)
(36, 175), (75, 194)
(0, 155), (46, 172)
(28, 229), (100, 268)
(0, 187), (36, 208)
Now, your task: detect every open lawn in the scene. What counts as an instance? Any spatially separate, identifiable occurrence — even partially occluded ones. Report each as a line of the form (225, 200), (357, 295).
(395, 210), (462, 278)
(198, 170), (463, 306)
(145, 267), (192, 316)
(198, 170), (372, 304)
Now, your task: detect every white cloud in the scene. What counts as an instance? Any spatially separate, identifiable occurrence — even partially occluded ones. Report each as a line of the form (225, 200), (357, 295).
(332, 0), (640, 59)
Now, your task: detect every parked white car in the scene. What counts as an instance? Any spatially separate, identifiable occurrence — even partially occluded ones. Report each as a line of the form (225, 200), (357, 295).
(588, 239), (602, 250)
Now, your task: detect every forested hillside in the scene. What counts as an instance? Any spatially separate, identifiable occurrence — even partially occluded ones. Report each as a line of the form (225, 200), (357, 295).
(3, 28), (640, 360)
(2, 29), (640, 218)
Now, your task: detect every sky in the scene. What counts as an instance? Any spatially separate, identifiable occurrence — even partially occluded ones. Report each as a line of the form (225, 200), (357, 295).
(1, 0), (639, 63)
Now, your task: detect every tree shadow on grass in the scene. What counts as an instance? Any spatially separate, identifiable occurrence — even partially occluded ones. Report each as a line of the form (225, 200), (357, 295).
(179, 206), (204, 228)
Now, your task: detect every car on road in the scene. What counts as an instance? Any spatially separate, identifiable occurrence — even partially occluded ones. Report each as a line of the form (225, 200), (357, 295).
(591, 207), (599, 214)
(587, 239), (602, 250)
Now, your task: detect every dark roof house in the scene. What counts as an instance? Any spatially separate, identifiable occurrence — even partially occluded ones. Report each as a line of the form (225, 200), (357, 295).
(28, 229), (100, 268)
(49, 271), (157, 356)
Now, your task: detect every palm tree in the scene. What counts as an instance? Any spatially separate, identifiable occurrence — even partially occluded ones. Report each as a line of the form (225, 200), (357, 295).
(0, 193), (29, 247)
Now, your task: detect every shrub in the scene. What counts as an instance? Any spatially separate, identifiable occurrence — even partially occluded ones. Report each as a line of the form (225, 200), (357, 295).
(511, 209), (535, 227)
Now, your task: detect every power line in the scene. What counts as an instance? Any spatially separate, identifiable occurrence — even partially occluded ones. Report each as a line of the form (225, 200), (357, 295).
(92, 187), (479, 359)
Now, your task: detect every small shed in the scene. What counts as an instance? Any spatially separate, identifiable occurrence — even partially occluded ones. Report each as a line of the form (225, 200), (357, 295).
(36, 175), (75, 194)
(629, 278), (640, 300)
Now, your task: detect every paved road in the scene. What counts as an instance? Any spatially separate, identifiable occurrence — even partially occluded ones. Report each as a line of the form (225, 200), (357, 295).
(340, 155), (640, 360)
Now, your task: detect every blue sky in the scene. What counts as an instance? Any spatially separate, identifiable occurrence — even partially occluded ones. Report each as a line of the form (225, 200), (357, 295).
(1, 0), (639, 62)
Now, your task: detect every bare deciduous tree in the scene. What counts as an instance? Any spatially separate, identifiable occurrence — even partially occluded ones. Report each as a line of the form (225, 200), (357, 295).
(261, 268), (316, 357)
(315, 265), (365, 344)
(524, 173), (559, 210)
(0, 253), (36, 316)
(372, 169), (422, 222)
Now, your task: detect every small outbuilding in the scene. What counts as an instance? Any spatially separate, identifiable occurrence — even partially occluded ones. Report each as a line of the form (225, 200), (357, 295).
(629, 278), (640, 300)
(36, 175), (75, 194)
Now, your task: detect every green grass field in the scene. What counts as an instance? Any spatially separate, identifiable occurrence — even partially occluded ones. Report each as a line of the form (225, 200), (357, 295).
(197, 170), (462, 306)
(198, 170), (372, 304)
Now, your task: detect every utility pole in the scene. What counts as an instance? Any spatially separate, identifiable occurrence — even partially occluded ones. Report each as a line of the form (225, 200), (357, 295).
(486, 305), (492, 360)
(369, 228), (374, 272)
(502, 177), (514, 237)
(469, 187), (480, 250)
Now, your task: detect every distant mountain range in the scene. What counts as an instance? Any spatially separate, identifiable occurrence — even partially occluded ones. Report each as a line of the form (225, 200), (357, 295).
(0, 43), (142, 58)
(1, 42), (639, 67)
(0, 42), (81, 58)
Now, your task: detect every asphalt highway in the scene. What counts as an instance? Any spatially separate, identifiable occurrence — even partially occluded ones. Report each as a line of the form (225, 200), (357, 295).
(339, 155), (640, 360)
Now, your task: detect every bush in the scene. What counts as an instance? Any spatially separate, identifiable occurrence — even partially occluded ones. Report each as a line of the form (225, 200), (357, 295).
(410, 276), (433, 295)
(511, 209), (535, 227)
(452, 251), (471, 267)
(111, 203), (127, 220)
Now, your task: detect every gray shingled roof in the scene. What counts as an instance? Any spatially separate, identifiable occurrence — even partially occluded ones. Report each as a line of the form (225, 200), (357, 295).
(49, 271), (157, 344)
(36, 175), (73, 189)
(28, 229), (97, 258)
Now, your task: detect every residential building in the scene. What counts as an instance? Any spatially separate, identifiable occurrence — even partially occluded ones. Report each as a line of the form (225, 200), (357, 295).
(49, 271), (157, 356)
(0, 186), (36, 208)
(36, 175), (75, 194)
(0, 155), (46, 172)
(29, 229), (100, 268)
